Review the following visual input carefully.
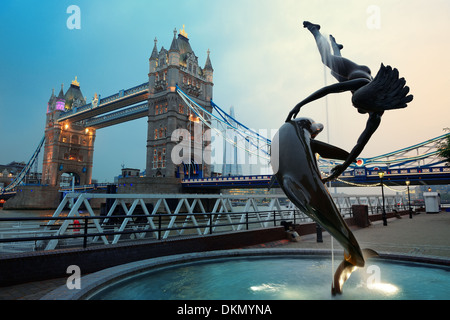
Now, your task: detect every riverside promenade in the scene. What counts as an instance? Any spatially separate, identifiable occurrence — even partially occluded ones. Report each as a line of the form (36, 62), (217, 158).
(0, 210), (449, 300)
(283, 210), (450, 259)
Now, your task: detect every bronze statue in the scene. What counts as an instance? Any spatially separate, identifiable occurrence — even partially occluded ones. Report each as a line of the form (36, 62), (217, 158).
(271, 117), (378, 294)
(286, 21), (414, 182)
(271, 21), (414, 294)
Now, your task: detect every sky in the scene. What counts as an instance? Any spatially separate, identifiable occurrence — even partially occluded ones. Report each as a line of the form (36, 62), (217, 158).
(1, 0), (449, 183)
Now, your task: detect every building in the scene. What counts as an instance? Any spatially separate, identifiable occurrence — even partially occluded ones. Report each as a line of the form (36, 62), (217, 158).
(146, 26), (214, 180)
(121, 168), (141, 178)
(0, 162), (25, 188)
(42, 77), (96, 187)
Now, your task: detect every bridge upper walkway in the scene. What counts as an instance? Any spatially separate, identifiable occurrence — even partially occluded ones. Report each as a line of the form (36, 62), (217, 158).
(57, 82), (149, 124)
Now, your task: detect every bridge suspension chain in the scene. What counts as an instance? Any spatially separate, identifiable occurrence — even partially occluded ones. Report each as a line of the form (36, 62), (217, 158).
(176, 85), (271, 162)
(176, 86), (449, 174)
(1, 136), (45, 193)
(359, 133), (449, 168)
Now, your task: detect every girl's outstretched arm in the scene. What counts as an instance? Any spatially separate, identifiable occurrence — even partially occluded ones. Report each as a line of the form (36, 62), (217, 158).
(285, 78), (370, 122)
(322, 111), (383, 183)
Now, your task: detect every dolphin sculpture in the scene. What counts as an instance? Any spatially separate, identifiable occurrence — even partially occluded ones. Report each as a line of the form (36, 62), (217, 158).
(270, 117), (377, 295)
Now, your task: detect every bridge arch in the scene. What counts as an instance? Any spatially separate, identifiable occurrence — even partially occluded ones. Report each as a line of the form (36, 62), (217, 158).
(59, 172), (81, 187)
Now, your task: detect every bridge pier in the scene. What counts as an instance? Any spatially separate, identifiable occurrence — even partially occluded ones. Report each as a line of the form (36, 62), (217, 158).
(2, 186), (60, 210)
(117, 176), (183, 194)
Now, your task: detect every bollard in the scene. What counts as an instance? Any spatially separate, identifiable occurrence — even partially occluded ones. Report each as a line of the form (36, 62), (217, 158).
(209, 213), (213, 235)
(83, 217), (88, 249)
(316, 223), (323, 243)
(246, 212), (249, 230)
(158, 215), (162, 240)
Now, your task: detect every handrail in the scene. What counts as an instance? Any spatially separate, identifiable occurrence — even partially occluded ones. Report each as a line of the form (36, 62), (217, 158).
(0, 209), (302, 251)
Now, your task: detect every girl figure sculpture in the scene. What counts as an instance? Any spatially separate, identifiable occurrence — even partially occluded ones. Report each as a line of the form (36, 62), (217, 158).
(286, 21), (413, 182)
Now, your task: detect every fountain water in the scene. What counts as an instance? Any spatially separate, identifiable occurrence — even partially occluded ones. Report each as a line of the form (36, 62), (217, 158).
(42, 249), (450, 300)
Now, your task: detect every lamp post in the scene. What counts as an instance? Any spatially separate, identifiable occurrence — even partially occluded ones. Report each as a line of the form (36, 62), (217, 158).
(378, 171), (387, 226)
(406, 179), (412, 219)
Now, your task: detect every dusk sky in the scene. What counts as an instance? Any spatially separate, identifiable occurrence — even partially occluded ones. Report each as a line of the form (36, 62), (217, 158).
(1, 0), (449, 183)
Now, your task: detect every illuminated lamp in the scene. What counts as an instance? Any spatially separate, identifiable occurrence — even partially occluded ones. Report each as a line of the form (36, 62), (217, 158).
(189, 114), (200, 123)
(56, 101), (65, 111)
(406, 179), (412, 219)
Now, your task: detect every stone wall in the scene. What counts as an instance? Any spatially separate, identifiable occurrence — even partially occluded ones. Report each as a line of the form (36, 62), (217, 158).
(117, 176), (182, 194)
(3, 186), (61, 210)
(0, 227), (286, 286)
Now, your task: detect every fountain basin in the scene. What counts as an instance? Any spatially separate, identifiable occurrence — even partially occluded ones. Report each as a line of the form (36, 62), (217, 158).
(42, 249), (450, 300)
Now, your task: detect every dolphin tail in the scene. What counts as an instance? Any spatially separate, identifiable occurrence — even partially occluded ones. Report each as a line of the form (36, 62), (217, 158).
(331, 248), (379, 295)
(332, 259), (357, 295)
(362, 248), (379, 260)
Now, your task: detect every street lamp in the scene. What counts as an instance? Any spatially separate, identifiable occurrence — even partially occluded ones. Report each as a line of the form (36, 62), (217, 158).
(406, 179), (412, 219)
(378, 170), (387, 226)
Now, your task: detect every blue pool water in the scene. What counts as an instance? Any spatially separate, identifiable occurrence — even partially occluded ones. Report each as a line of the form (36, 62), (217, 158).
(89, 256), (450, 300)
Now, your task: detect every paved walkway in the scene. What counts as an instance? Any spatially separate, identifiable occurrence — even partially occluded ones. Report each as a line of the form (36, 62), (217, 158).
(283, 211), (450, 259)
(0, 211), (448, 300)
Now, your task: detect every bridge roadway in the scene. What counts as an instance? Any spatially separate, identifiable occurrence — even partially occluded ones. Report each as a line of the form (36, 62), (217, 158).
(181, 166), (450, 189)
(1, 165), (448, 201)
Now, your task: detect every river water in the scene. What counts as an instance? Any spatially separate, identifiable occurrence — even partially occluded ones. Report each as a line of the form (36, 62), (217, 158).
(0, 208), (55, 219)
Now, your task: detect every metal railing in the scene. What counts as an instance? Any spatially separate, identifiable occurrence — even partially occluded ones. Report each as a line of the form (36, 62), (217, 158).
(57, 82), (149, 121)
(0, 209), (305, 253)
(0, 191), (410, 254)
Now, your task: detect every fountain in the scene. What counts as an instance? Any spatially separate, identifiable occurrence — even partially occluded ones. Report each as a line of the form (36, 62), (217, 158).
(42, 249), (450, 300)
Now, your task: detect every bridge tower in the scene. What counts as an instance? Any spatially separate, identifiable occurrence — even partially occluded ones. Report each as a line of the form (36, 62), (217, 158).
(146, 26), (214, 180)
(42, 78), (96, 187)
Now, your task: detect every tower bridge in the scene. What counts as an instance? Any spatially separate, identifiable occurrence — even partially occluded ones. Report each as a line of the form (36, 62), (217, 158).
(1, 26), (449, 201)
(41, 27), (214, 190)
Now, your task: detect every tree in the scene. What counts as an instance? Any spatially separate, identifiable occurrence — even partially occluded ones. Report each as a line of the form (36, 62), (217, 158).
(437, 128), (450, 166)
